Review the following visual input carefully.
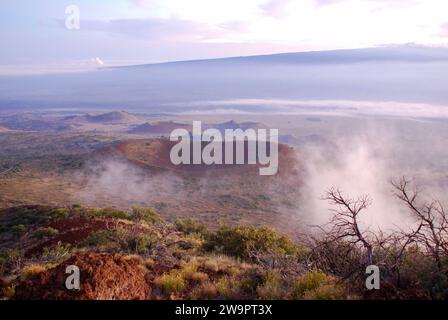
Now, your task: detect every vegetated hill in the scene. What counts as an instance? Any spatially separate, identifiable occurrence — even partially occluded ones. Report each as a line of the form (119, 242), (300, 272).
(1, 204), (443, 300)
(0, 113), (77, 132)
(128, 121), (190, 134)
(0, 205), (339, 300)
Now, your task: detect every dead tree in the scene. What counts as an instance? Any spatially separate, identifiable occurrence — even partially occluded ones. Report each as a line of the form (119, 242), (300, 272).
(323, 187), (374, 266)
(392, 177), (448, 273)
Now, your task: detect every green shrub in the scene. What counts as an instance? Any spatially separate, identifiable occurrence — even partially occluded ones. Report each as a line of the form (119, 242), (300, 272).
(32, 227), (59, 239)
(91, 208), (130, 220)
(257, 271), (286, 300)
(11, 224), (27, 238)
(214, 267), (262, 299)
(178, 235), (204, 250)
(127, 233), (157, 254)
(81, 230), (117, 247)
(204, 225), (300, 260)
(81, 227), (159, 254)
(70, 204), (86, 216)
(175, 219), (209, 238)
(50, 208), (69, 220)
(201, 255), (238, 274)
(0, 206), (69, 233)
(239, 268), (264, 296)
(291, 271), (345, 300)
(292, 271), (328, 297)
(180, 259), (200, 278)
(303, 283), (345, 300)
(181, 260), (209, 283)
(131, 207), (161, 224)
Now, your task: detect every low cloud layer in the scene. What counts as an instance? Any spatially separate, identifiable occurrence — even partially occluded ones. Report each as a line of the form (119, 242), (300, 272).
(175, 99), (448, 119)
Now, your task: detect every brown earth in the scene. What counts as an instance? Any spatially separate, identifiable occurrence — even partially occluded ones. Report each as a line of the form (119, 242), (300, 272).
(25, 216), (123, 257)
(116, 139), (299, 176)
(14, 253), (151, 300)
(101, 139), (304, 235)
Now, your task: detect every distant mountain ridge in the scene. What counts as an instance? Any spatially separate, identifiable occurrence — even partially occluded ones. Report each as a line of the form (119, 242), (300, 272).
(128, 121), (190, 134)
(2, 45), (448, 110)
(113, 45), (448, 69)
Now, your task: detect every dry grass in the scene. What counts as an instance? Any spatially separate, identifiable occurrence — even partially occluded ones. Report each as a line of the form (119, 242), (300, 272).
(188, 272), (209, 283)
(153, 271), (186, 294)
(20, 264), (50, 280)
(189, 281), (218, 300)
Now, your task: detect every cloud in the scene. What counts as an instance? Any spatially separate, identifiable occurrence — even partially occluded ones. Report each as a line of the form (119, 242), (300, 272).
(315, 0), (420, 8)
(174, 99), (448, 119)
(5, 0), (447, 69)
(314, 0), (346, 6)
(92, 57), (105, 67)
(219, 20), (249, 34)
(80, 18), (223, 42)
(441, 22), (448, 37)
(260, 0), (291, 18)
(65, 1), (448, 51)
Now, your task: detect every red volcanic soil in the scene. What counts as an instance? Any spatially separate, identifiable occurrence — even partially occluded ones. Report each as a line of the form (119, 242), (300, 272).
(116, 139), (299, 176)
(25, 216), (122, 257)
(15, 253), (151, 300)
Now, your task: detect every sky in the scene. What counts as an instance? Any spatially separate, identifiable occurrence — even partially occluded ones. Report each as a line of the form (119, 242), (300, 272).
(1, 0), (448, 73)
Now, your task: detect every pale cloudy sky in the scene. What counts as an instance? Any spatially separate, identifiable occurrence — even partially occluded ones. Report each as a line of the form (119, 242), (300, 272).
(1, 0), (448, 71)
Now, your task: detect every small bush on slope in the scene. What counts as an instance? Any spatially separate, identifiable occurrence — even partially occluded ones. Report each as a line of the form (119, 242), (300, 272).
(256, 270), (287, 300)
(32, 227), (59, 239)
(91, 208), (130, 220)
(175, 219), (210, 238)
(154, 270), (187, 295)
(291, 271), (345, 300)
(80, 226), (160, 254)
(204, 224), (301, 261)
(131, 207), (161, 225)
